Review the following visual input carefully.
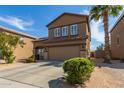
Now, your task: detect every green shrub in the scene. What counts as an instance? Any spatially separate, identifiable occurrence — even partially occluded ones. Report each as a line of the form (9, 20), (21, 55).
(63, 57), (94, 84)
(5, 54), (15, 64)
(26, 55), (36, 63)
(4, 51), (15, 64)
(0, 32), (25, 64)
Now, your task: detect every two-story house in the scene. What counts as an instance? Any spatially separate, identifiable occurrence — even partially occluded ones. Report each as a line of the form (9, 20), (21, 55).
(33, 12), (91, 60)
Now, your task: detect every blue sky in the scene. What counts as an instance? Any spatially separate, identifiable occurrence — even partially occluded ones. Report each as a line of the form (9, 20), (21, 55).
(0, 5), (123, 50)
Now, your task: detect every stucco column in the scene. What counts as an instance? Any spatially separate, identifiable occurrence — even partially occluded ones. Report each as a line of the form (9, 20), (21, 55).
(80, 50), (87, 58)
(44, 52), (48, 60)
(43, 47), (48, 60)
(33, 48), (36, 60)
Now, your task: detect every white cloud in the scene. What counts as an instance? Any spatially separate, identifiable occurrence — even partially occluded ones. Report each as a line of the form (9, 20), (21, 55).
(90, 19), (104, 43)
(79, 9), (90, 15)
(90, 45), (96, 50)
(0, 15), (33, 30)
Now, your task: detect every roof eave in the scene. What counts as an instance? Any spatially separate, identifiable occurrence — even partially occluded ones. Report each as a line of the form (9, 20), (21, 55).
(0, 26), (37, 39)
(46, 12), (89, 27)
(110, 12), (124, 33)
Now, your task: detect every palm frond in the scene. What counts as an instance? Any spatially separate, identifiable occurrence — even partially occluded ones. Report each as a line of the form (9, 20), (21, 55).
(89, 5), (123, 21)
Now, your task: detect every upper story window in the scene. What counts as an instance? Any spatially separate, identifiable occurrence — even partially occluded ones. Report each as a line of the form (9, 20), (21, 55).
(53, 28), (61, 37)
(62, 26), (68, 36)
(70, 24), (78, 35)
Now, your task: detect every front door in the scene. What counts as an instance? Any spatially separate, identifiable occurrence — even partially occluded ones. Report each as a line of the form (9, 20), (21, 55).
(35, 47), (44, 60)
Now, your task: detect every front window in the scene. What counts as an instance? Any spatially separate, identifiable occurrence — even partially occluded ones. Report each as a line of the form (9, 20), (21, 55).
(53, 28), (61, 37)
(62, 26), (68, 36)
(70, 24), (78, 35)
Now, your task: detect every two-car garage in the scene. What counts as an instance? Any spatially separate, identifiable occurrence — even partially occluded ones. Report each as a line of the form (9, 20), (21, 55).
(48, 45), (80, 60)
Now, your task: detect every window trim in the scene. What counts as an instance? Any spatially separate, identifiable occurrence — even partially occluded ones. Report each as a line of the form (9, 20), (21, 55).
(70, 24), (78, 36)
(62, 26), (68, 37)
(53, 28), (61, 37)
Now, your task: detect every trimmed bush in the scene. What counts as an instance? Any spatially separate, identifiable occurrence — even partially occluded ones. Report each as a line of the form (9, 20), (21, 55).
(63, 57), (94, 84)
(26, 55), (36, 63)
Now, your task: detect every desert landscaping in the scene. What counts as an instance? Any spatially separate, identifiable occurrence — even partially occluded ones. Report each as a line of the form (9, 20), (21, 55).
(86, 59), (124, 88)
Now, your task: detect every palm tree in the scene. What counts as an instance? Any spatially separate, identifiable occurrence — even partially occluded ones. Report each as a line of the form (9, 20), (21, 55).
(90, 5), (123, 63)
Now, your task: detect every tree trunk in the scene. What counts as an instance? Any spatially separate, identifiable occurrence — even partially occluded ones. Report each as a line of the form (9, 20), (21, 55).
(103, 11), (111, 63)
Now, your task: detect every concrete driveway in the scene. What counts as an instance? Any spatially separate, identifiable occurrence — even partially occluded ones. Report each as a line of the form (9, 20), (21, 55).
(0, 61), (63, 88)
(1, 59), (124, 88)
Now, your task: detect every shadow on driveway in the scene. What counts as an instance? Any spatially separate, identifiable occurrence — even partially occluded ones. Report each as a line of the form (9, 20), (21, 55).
(48, 77), (76, 88)
(48, 77), (61, 88)
(39, 61), (63, 67)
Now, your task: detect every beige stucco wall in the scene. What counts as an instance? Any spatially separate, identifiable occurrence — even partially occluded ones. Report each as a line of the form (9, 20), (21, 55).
(80, 51), (87, 58)
(14, 37), (34, 62)
(48, 14), (87, 40)
(48, 14), (87, 29)
(33, 41), (45, 47)
(111, 16), (124, 59)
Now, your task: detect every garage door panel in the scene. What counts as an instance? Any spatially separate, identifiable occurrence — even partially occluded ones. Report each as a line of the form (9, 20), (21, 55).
(48, 46), (79, 60)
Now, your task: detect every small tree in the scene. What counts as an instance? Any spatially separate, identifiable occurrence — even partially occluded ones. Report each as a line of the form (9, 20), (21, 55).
(0, 32), (25, 63)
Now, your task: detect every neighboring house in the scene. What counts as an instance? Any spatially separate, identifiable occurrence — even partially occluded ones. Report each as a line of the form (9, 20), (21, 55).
(110, 12), (124, 59)
(0, 26), (36, 62)
(33, 12), (91, 60)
